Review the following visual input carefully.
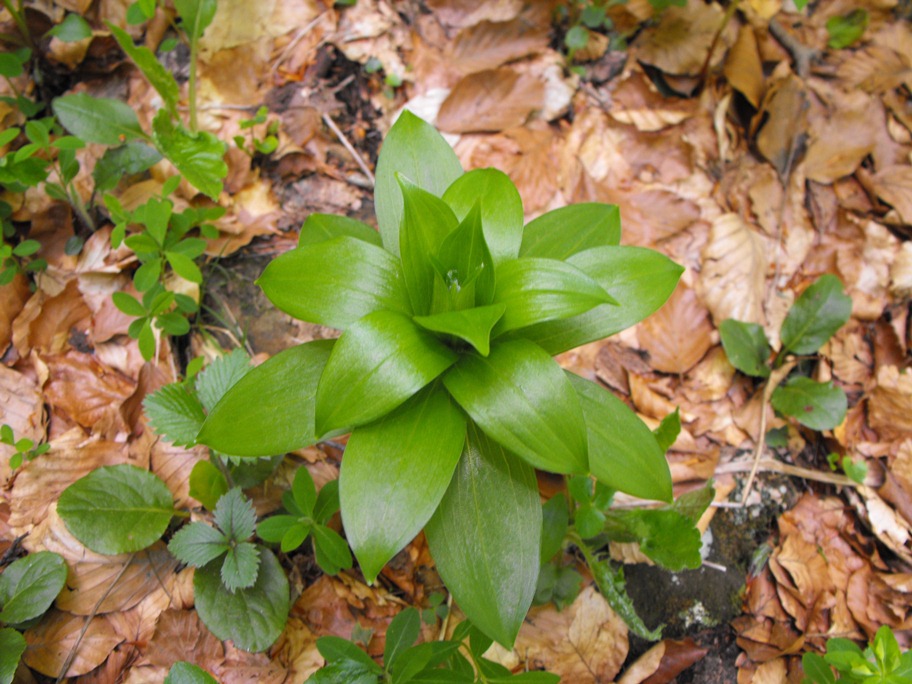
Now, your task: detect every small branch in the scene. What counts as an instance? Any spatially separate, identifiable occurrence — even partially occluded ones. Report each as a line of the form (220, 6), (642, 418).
(717, 456), (860, 489)
(769, 18), (820, 79)
(322, 112), (375, 188)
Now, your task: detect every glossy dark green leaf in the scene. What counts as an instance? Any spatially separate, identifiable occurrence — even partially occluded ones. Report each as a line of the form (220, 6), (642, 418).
(93, 142), (162, 193)
(0, 628), (26, 684)
(397, 176), (459, 315)
(58, 465), (174, 554)
(258, 237), (410, 329)
(492, 258), (616, 335)
(198, 340), (334, 456)
(152, 111), (227, 200)
(108, 24), (180, 117)
(53, 94), (147, 146)
(771, 376), (847, 431)
(374, 110), (463, 255)
(519, 203), (621, 260)
(413, 304), (506, 357)
(425, 425), (541, 648)
(194, 548), (289, 652)
(340, 384), (465, 582)
(315, 311), (457, 435)
(196, 348), (251, 413)
(779, 275), (852, 355)
(384, 607), (421, 671)
(719, 319), (771, 378)
(0, 552), (67, 625)
(298, 214), (382, 248)
(164, 662), (219, 684)
(444, 340), (588, 474)
(174, 0), (217, 42)
(520, 246), (684, 355)
(434, 203), (495, 309)
(442, 168), (523, 265)
(569, 374), (672, 502)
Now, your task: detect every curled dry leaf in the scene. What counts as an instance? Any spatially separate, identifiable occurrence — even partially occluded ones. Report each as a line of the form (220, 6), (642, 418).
(437, 68), (545, 133)
(272, 618), (322, 683)
(617, 638), (708, 684)
(871, 165), (912, 225)
(637, 285), (714, 374)
(12, 278), (92, 357)
(24, 610), (122, 678)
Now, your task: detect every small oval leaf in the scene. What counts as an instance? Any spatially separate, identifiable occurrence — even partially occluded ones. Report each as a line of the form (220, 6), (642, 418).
(780, 274), (852, 355)
(0, 552), (67, 625)
(771, 376), (847, 431)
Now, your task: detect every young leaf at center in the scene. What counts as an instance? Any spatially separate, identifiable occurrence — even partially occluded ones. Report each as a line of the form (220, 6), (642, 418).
(719, 319), (771, 378)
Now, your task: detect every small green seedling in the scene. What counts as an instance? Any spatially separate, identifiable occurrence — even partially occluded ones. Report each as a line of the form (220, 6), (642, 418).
(802, 625), (912, 683)
(826, 453), (867, 484)
(235, 105), (279, 157)
(0, 424), (49, 469)
(826, 10), (869, 50)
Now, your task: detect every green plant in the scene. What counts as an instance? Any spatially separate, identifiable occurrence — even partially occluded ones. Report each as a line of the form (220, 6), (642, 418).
(234, 105), (279, 157)
(165, 661), (218, 683)
(826, 10), (869, 49)
(196, 110), (683, 648)
(802, 625), (912, 683)
(827, 452), (867, 484)
(0, 424), (49, 469)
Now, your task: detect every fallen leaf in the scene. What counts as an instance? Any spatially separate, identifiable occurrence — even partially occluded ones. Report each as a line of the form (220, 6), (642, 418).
(870, 165), (912, 225)
(427, 0), (524, 28)
(445, 14), (550, 75)
(609, 71), (698, 131)
(617, 638), (708, 684)
(724, 25), (765, 109)
(754, 72), (808, 180)
(24, 610), (122, 678)
(637, 285), (714, 374)
(868, 365), (912, 442)
(0, 364), (44, 486)
(437, 68), (544, 133)
(804, 91), (877, 184)
(12, 278), (92, 357)
(0, 273), (30, 352)
(144, 608), (226, 671)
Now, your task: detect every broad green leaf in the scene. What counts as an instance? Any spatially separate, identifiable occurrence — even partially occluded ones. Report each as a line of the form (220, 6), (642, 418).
(53, 94), (146, 147)
(0, 51), (26, 78)
(520, 246), (684, 355)
(607, 508), (702, 570)
(413, 304), (506, 357)
(801, 653), (836, 684)
(174, 0), (217, 42)
(258, 237), (411, 329)
(198, 340), (334, 456)
(188, 461), (228, 511)
(315, 311), (457, 435)
(257, 515), (306, 545)
(166, 250), (202, 283)
(0, 628), (26, 684)
(112, 291), (147, 317)
(214, 488), (257, 541)
(374, 110), (463, 255)
(520, 203), (621, 260)
(221, 541), (260, 592)
(442, 168), (523, 265)
(108, 24), (180, 117)
(340, 384), (465, 582)
(46, 13), (93, 42)
(58, 465), (174, 554)
(0, 552), (67, 625)
(443, 340), (588, 474)
(195, 348), (251, 413)
(164, 662), (219, 684)
(540, 494), (569, 564)
(779, 275), (852, 355)
(316, 635), (383, 674)
(194, 548), (289, 652)
(144, 382), (206, 447)
(719, 319), (771, 378)
(425, 425), (541, 648)
(653, 408), (681, 453)
(168, 522), (229, 567)
(93, 142), (162, 193)
(384, 607), (421, 671)
(152, 111), (227, 199)
(306, 661), (379, 684)
(312, 525), (353, 575)
(298, 214), (382, 248)
(398, 176), (459, 315)
(492, 258), (617, 335)
(569, 374), (672, 502)
(771, 377), (847, 431)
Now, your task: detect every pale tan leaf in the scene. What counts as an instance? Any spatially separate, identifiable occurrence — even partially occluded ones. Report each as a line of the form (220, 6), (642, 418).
(751, 658), (788, 684)
(868, 365), (912, 442)
(23, 610), (122, 678)
(198, 0), (320, 55)
(446, 14), (549, 74)
(637, 285), (713, 374)
(804, 97), (877, 184)
(837, 45), (912, 94)
(891, 241), (912, 298)
(427, 0), (524, 28)
(871, 165), (912, 224)
(634, 0), (734, 75)
(609, 71), (697, 131)
(12, 278), (92, 357)
(598, 186), (701, 247)
(272, 618), (322, 682)
(0, 364), (44, 486)
(437, 68), (544, 133)
(149, 433), (208, 510)
(754, 73), (808, 179)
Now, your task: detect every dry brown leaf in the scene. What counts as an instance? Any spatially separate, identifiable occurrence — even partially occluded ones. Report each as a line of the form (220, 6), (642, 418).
(804, 94), (877, 184)
(868, 365), (912, 442)
(437, 68), (544, 133)
(835, 219), (897, 320)
(24, 610), (122, 678)
(724, 25), (765, 108)
(837, 44), (912, 94)
(634, 0), (735, 75)
(637, 285), (713, 374)
(597, 186), (701, 247)
(0, 364), (44, 486)
(618, 638), (708, 684)
(512, 584), (629, 682)
(427, 0), (524, 28)
(892, 242), (912, 298)
(871, 165), (912, 225)
(682, 346), (737, 404)
(144, 609), (226, 671)
(609, 71), (697, 131)
(445, 14), (550, 74)
(273, 618), (324, 682)
(0, 273), (30, 352)
(149, 433), (208, 509)
(12, 278), (92, 357)
(754, 73), (808, 180)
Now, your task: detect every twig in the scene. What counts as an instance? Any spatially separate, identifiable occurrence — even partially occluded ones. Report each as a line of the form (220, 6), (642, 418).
(769, 18), (820, 79)
(322, 112), (375, 187)
(717, 456), (860, 489)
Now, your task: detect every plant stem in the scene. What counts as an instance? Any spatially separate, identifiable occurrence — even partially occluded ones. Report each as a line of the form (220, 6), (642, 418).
(2, 0), (32, 49)
(187, 35), (199, 133)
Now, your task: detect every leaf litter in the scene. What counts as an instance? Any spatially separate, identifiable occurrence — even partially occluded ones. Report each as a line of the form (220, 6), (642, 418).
(0, 0), (911, 681)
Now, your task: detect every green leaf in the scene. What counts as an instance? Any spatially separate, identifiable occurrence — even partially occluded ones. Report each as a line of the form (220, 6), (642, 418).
(198, 340), (334, 456)
(0, 52), (25, 78)
(433, 203), (495, 308)
(801, 653), (836, 684)
(385, 607), (421, 671)
(164, 661), (219, 684)
(443, 340), (588, 474)
(316, 635), (383, 674)
(313, 480), (341, 524)
(165, 250), (203, 283)
(174, 0), (218, 42)
(195, 348), (251, 413)
(188, 460), (228, 510)
(315, 310), (457, 435)
(493, 258), (616, 335)
(413, 304), (506, 357)
(442, 168), (523, 266)
(492, 674), (560, 684)
(258, 237), (411, 330)
(257, 515), (305, 545)
(374, 110), (463, 255)
(779, 275), (852, 355)
(397, 176), (460, 315)
(312, 524), (353, 575)
(0, 552), (67, 625)
(719, 319), (771, 378)
(391, 641), (463, 682)
(771, 377), (847, 431)
(53, 94), (147, 146)
(608, 509), (703, 570)
(0, 628), (26, 684)
(168, 522), (229, 567)
(221, 541), (260, 592)
(152, 111), (227, 199)
(306, 660), (380, 684)
(520, 246), (684, 355)
(108, 23), (180, 117)
(12, 239), (40, 257)
(58, 465), (174, 554)
(143, 382), (206, 447)
(826, 9), (868, 49)
(569, 374), (672, 502)
(540, 494), (569, 564)
(47, 13), (93, 42)
(298, 213), (382, 248)
(194, 548), (289, 652)
(290, 466), (317, 516)
(588, 554), (662, 640)
(214, 488), (257, 541)
(340, 384), (465, 582)
(520, 203), (621, 260)
(565, 25), (589, 52)
(425, 424), (541, 648)
(653, 409), (681, 453)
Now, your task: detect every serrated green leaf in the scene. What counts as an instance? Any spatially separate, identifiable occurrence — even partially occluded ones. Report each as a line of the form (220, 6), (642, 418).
(195, 348), (251, 413)
(719, 319), (771, 378)
(198, 340), (334, 456)
(425, 424), (540, 648)
(298, 213), (382, 248)
(194, 548), (289, 652)
(108, 23), (180, 117)
(58, 465), (174, 554)
(413, 304), (506, 357)
(0, 551), (67, 625)
(780, 275), (852, 356)
(374, 110), (463, 255)
(221, 541), (260, 592)
(214, 488), (256, 541)
(53, 94), (146, 146)
(569, 374), (672, 502)
(144, 383), (206, 446)
(443, 340), (588, 474)
(520, 203), (621, 260)
(384, 607), (421, 672)
(174, 0), (217, 42)
(771, 377), (847, 431)
(0, 628), (26, 684)
(46, 13), (93, 42)
(610, 508), (702, 570)
(520, 246), (683, 355)
(164, 661), (219, 684)
(258, 237), (411, 330)
(188, 460), (228, 510)
(315, 310), (457, 435)
(167, 522), (229, 567)
(312, 524), (353, 575)
(93, 142), (162, 193)
(340, 384), (465, 582)
(152, 111), (227, 199)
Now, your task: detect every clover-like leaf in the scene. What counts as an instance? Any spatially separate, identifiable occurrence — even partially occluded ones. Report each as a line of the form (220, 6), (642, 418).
(221, 541), (260, 592)
(214, 488), (257, 542)
(144, 383), (206, 447)
(0, 552), (67, 625)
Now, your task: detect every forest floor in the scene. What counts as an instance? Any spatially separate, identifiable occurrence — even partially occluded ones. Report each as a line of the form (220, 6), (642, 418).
(1, 0), (912, 682)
